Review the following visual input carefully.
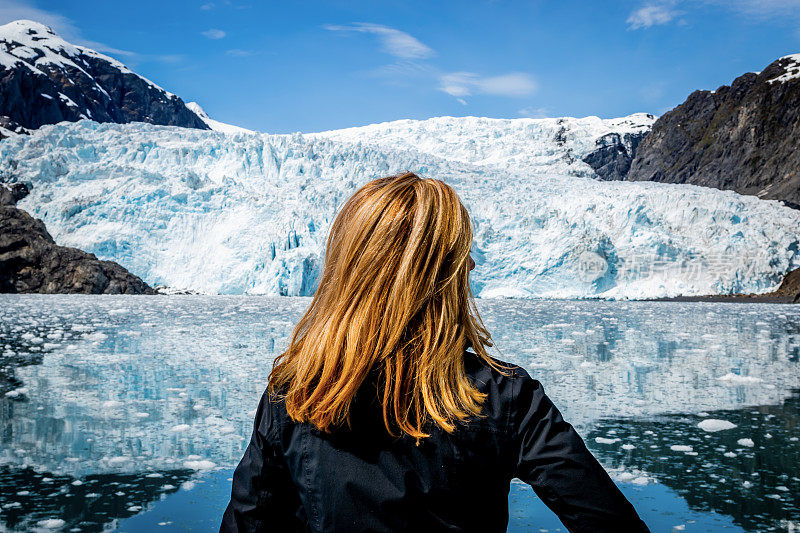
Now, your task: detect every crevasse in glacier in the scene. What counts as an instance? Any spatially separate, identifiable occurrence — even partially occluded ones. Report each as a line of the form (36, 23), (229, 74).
(0, 117), (798, 298)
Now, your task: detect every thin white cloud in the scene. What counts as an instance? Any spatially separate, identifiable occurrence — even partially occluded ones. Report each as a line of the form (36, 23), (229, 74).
(705, 0), (800, 17)
(440, 71), (537, 98)
(202, 28), (226, 39)
(226, 48), (256, 57)
(439, 72), (475, 97)
(326, 22), (536, 104)
(155, 54), (184, 63)
(627, 4), (681, 29)
(518, 106), (550, 118)
(479, 73), (538, 96)
(324, 23), (434, 60)
(628, 0), (800, 30)
(200, 2), (214, 10)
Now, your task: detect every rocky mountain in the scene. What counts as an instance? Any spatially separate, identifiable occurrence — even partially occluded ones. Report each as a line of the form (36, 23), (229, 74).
(582, 130), (650, 181)
(0, 19), (208, 139)
(625, 54), (800, 208)
(0, 182), (154, 294)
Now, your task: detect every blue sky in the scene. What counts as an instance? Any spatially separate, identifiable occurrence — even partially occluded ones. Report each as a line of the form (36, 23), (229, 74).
(2, 0), (800, 133)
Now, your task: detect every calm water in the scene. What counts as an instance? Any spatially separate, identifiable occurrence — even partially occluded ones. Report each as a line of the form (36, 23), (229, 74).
(1, 295), (799, 532)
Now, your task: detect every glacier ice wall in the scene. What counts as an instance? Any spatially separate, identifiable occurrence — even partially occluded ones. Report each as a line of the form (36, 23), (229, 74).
(310, 113), (655, 177)
(0, 118), (798, 298)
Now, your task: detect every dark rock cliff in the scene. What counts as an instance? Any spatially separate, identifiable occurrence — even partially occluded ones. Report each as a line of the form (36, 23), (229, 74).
(625, 54), (800, 207)
(0, 183), (155, 294)
(0, 20), (208, 138)
(583, 130), (650, 181)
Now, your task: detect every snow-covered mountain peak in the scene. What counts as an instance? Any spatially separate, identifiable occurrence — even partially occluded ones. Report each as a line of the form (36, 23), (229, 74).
(0, 19), (134, 82)
(185, 102), (256, 135)
(766, 53), (800, 84)
(0, 19), (207, 135)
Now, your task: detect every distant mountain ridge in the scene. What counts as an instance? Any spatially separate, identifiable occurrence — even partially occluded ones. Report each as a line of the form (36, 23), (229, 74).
(185, 101), (255, 135)
(624, 54), (800, 208)
(0, 19), (208, 138)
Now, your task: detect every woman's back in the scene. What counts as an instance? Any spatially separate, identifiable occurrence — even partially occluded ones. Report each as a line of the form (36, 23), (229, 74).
(220, 173), (648, 532)
(220, 350), (649, 532)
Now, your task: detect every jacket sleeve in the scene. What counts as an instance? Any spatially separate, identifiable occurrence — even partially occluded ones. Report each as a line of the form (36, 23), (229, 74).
(511, 369), (650, 533)
(220, 390), (301, 532)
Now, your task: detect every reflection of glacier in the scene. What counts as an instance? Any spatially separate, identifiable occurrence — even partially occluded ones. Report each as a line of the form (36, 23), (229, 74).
(1, 119), (799, 298)
(1, 295), (799, 481)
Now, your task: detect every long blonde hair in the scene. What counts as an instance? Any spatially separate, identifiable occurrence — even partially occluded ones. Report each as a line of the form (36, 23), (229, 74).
(269, 172), (500, 440)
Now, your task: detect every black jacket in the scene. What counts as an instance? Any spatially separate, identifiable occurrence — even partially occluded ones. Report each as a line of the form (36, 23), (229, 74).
(220, 351), (650, 532)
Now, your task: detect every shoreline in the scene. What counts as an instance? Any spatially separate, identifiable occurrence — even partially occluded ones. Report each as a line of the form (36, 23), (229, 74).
(647, 293), (798, 304)
(653, 267), (800, 304)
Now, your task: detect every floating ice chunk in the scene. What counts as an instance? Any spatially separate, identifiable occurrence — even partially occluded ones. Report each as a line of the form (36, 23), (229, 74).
(184, 459), (216, 471)
(84, 332), (108, 342)
(71, 480), (83, 486)
(4, 387), (28, 398)
(181, 481), (196, 491)
(670, 445), (693, 453)
(611, 469), (654, 485)
(697, 419), (737, 432)
(723, 452), (737, 458)
(622, 444), (636, 450)
(737, 438), (755, 447)
(36, 519), (66, 529)
(101, 400), (123, 410)
(716, 373), (762, 384)
(743, 481), (753, 488)
(170, 424), (191, 432)
(595, 437), (620, 444)
(161, 484), (176, 490)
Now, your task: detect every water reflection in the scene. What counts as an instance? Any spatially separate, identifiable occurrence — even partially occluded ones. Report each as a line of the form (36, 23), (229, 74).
(587, 392), (800, 532)
(0, 467), (193, 531)
(0, 295), (798, 531)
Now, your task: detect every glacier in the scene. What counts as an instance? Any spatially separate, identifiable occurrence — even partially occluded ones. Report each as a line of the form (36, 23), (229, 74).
(0, 117), (798, 298)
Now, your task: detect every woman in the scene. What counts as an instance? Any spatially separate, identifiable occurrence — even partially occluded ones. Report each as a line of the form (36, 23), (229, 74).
(220, 172), (649, 532)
